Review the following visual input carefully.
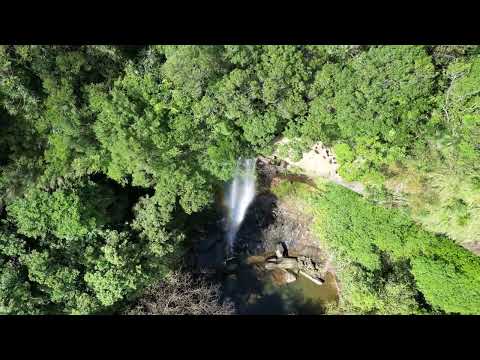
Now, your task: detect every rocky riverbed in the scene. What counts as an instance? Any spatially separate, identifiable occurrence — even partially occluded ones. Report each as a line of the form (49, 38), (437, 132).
(187, 159), (339, 314)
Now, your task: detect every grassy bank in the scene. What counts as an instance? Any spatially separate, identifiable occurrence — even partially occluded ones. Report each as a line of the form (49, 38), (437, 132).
(271, 179), (480, 315)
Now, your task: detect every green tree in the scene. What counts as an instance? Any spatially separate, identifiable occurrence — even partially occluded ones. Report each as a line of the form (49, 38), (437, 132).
(278, 181), (480, 314)
(289, 46), (436, 186)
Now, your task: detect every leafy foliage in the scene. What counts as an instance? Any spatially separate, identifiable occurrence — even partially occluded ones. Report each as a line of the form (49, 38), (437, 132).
(0, 45), (479, 314)
(274, 180), (480, 314)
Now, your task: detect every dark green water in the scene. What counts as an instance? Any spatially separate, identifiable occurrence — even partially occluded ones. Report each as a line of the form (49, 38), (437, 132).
(222, 257), (338, 315)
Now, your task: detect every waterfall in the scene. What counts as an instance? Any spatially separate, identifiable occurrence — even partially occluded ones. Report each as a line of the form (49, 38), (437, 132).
(224, 158), (256, 255)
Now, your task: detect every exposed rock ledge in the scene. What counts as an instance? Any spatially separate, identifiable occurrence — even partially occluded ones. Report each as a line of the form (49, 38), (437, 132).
(226, 241), (329, 287)
(266, 137), (365, 195)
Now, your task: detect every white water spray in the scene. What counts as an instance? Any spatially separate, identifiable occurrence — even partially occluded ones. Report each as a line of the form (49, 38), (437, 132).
(224, 158), (256, 255)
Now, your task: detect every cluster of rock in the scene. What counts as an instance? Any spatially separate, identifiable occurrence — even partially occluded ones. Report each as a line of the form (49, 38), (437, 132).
(239, 241), (326, 287)
(297, 256), (321, 274)
(264, 137), (365, 194)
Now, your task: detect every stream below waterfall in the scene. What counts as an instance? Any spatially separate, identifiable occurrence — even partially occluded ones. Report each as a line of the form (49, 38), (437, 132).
(187, 185), (339, 315)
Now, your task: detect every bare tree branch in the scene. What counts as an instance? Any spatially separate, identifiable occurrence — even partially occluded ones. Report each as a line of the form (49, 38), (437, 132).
(125, 271), (235, 315)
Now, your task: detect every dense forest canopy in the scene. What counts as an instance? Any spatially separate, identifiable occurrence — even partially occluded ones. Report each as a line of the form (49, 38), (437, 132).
(0, 45), (479, 314)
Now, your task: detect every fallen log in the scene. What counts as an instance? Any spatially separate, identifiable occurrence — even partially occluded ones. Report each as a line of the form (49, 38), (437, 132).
(299, 270), (324, 285)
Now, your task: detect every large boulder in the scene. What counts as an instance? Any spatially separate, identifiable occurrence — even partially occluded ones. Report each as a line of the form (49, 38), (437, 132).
(269, 268), (297, 286)
(265, 257), (298, 271)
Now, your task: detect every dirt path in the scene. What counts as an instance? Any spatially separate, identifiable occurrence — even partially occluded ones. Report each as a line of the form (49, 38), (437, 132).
(465, 242), (480, 256)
